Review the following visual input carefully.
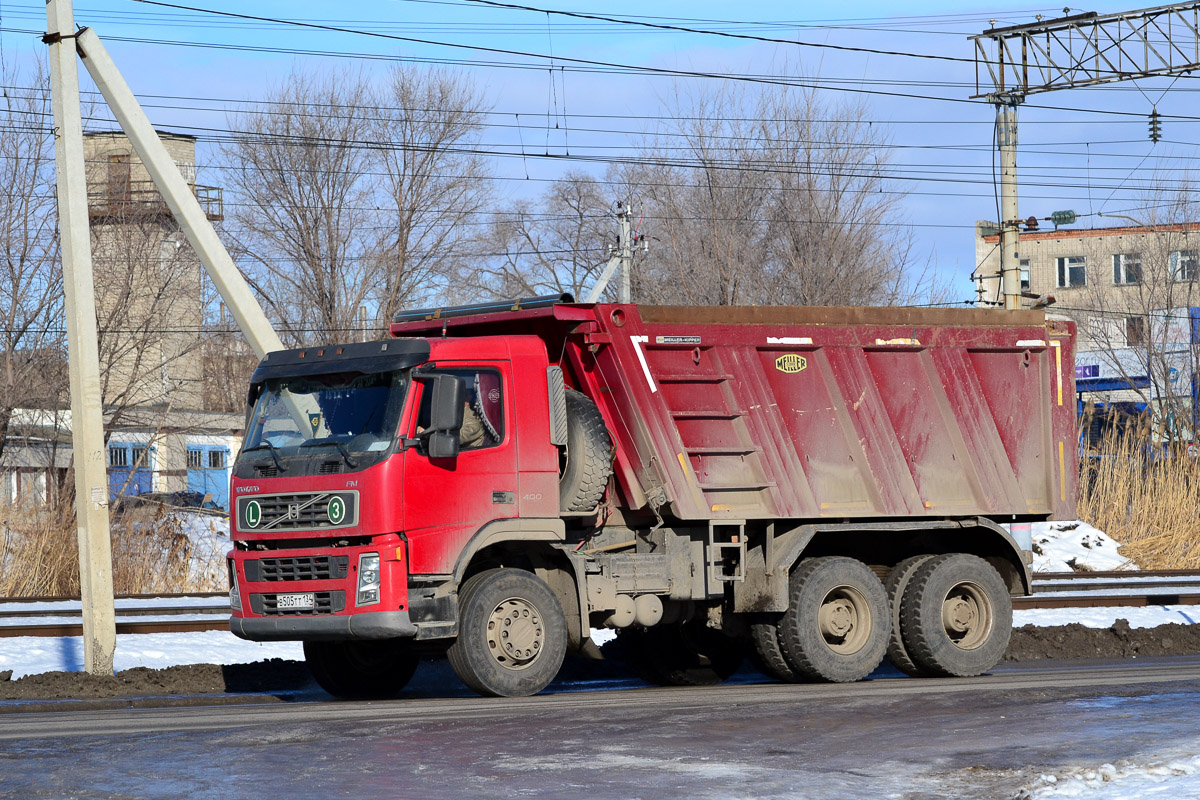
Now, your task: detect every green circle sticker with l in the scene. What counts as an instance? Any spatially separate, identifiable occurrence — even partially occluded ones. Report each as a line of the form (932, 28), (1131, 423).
(328, 496), (346, 525)
(245, 500), (262, 528)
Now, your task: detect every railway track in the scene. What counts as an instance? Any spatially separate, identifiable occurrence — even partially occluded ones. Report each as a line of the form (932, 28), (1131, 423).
(2, 571), (1198, 638)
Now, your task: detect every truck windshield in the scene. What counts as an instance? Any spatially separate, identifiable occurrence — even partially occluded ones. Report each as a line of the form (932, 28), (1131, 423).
(243, 370), (408, 458)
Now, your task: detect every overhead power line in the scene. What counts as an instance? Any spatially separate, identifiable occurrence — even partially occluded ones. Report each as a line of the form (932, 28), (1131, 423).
(458, 0), (974, 63)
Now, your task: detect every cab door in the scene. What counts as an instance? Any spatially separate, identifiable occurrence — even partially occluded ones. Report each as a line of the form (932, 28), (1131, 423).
(401, 364), (518, 575)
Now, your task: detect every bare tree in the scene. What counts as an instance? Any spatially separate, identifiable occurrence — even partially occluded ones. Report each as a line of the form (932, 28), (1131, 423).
(223, 67), (491, 343)
(468, 172), (612, 299)
(625, 82), (923, 306)
(372, 67), (491, 315)
(1076, 177), (1200, 442)
(0, 70), (66, 464)
(480, 82), (927, 308)
(222, 69), (379, 346)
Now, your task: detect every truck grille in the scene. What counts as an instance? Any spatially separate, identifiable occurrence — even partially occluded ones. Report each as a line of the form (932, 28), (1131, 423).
(236, 491), (358, 532)
(244, 555), (349, 582)
(251, 591), (346, 616)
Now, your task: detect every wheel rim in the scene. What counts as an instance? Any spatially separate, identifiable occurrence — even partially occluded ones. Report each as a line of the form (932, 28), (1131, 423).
(486, 596), (544, 671)
(816, 584), (872, 655)
(941, 581), (993, 650)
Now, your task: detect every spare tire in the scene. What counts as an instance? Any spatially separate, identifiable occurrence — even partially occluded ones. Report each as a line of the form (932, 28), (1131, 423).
(559, 389), (612, 512)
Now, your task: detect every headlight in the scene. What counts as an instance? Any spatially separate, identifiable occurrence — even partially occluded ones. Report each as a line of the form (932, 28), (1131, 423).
(228, 561), (242, 611)
(357, 553), (381, 606)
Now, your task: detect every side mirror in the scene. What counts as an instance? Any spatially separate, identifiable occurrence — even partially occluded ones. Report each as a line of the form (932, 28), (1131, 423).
(427, 430), (460, 459)
(430, 374), (465, 432)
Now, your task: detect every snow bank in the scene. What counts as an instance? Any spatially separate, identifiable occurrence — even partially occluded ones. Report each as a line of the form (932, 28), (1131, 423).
(1019, 747), (1200, 798)
(1031, 521), (1137, 573)
(0, 632), (302, 679)
(173, 512), (231, 590)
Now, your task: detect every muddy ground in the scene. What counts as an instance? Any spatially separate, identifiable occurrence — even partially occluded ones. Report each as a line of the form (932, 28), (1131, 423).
(1, 621), (1198, 702)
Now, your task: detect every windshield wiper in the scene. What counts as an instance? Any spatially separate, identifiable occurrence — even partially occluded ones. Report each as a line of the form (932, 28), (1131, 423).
(299, 439), (358, 469)
(243, 440), (287, 472)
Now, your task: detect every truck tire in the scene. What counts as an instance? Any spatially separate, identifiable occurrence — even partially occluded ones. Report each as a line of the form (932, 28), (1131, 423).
(447, 568), (568, 697)
(900, 553), (1012, 677)
(749, 615), (797, 682)
(884, 555), (937, 677)
(303, 639), (419, 699)
(616, 622), (743, 686)
(777, 557), (890, 683)
(559, 389), (612, 512)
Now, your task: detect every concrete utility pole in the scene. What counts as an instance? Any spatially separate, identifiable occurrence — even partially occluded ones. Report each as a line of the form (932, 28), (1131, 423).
(45, 0), (116, 675)
(73, 28), (285, 360)
(996, 100), (1021, 310)
(586, 201), (641, 303)
(971, 3), (1200, 310)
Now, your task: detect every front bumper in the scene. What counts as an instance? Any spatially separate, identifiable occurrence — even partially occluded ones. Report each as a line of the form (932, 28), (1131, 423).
(228, 536), (411, 641)
(231, 609), (416, 641)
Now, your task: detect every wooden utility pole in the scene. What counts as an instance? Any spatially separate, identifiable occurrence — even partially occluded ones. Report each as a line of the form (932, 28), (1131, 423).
(45, 0), (116, 675)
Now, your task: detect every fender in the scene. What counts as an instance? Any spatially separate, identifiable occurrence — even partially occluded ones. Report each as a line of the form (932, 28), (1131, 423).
(448, 517), (566, 585)
(737, 517), (1033, 613)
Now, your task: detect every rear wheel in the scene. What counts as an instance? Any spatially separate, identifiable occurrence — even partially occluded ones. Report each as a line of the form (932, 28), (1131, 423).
(303, 639), (419, 699)
(777, 557), (889, 683)
(749, 615), (797, 682)
(447, 568), (568, 697)
(884, 555), (937, 677)
(900, 553), (1012, 677)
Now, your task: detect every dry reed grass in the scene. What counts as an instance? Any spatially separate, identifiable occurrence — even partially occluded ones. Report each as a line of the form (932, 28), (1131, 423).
(1077, 423), (1200, 570)
(0, 502), (226, 597)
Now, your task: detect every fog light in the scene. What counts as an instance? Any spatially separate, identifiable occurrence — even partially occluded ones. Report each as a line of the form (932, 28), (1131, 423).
(357, 553), (381, 606)
(228, 561), (242, 611)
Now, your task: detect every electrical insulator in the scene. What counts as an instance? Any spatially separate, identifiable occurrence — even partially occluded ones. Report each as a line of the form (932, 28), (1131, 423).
(1049, 210), (1077, 227)
(1149, 109), (1162, 143)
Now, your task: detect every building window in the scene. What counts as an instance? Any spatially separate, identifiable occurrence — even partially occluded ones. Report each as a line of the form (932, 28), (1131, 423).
(187, 449), (203, 469)
(1126, 316), (1147, 347)
(130, 447), (148, 468)
(1057, 256), (1086, 288)
(1113, 253), (1142, 285)
(108, 446), (129, 468)
(1170, 250), (1197, 281)
(208, 450), (227, 469)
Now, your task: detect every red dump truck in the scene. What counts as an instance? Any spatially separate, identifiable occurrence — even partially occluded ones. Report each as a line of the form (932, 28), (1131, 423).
(227, 298), (1077, 697)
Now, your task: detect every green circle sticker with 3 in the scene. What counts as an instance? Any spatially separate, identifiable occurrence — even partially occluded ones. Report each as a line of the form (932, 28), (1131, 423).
(328, 496), (346, 525)
(244, 500), (262, 528)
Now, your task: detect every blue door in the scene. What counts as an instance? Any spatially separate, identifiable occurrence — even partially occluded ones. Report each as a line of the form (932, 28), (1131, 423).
(187, 446), (230, 511)
(108, 444), (153, 502)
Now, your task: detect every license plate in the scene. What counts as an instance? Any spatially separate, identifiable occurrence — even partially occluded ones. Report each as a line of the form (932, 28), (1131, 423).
(276, 592), (315, 610)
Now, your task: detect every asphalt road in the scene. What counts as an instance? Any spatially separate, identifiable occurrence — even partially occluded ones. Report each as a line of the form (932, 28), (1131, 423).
(2, 657), (1199, 799)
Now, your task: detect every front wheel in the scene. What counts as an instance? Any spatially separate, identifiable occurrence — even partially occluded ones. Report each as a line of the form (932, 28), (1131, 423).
(900, 553), (1012, 677)
(447, 568), (568, 697)
(303, 639), (419, 699)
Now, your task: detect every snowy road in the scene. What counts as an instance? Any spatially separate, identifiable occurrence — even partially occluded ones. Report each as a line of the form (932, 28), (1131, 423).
(2, 657), (1199, 799)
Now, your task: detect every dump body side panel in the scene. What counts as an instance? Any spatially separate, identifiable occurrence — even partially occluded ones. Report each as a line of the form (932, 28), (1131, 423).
(389, 304), (1077, 523)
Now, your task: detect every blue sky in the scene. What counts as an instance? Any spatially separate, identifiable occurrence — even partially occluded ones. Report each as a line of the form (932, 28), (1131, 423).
(3, 1), (1197, 301)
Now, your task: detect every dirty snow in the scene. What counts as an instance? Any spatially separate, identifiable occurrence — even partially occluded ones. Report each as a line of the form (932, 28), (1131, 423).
(1032, 521), (1136, 573)
(1017, 746), (1200, 799)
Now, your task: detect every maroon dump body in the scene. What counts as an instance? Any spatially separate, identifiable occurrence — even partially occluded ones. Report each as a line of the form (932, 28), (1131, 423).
(390, 304), (1077, 525)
